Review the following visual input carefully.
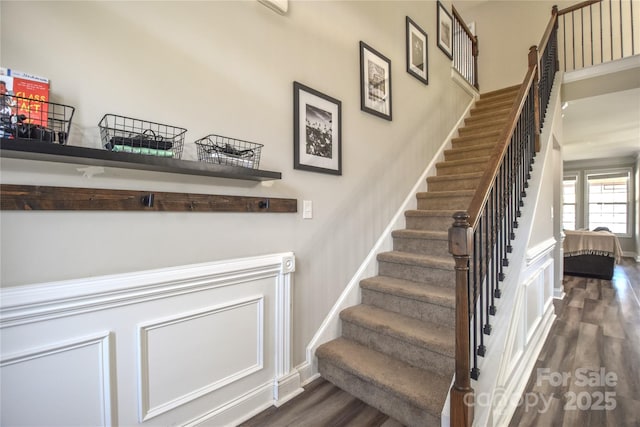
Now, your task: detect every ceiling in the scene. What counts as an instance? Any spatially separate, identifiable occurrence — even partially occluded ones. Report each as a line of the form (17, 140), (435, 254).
(560, 58), (640, 162)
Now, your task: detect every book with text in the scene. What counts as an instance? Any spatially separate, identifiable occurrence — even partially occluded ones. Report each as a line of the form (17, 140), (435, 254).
(0, 67), (50, 127)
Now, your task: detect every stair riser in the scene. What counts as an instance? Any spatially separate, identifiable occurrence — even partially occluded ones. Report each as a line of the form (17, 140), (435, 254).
(378, 261), (455, 286)
(436, 162), (486, 175)
(361, 288), (455, 325)
(341, 320), (455, 375)
(317, 360), (440, 427)
(427, 177), (480, 191)
(393, 236), (449, 257)
(417, 196), (471, 210)
(405, 215), (453, 231)
(444, 146), (494, 161)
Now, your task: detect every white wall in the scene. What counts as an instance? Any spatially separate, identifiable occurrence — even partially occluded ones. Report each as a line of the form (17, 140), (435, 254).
(0, 1), (472, 367)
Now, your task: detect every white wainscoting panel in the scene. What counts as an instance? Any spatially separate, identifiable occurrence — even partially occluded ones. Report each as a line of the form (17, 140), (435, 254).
(139, 297), (264, 421)
(0, 252), (300, 427)
(1, 333), (113, 427)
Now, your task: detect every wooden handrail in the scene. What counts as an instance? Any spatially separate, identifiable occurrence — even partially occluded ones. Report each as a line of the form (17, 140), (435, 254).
(465, 64), (537, 229)
(538, 5), (559, 57)
(452, 6), (475, 40)
(558, 0), (602, 16)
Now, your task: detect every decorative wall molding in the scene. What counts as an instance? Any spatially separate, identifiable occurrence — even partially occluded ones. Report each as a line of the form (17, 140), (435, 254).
(526, 237), (556, 265)
(0, 253), (293, 328)
(138, 297), (264, 421)
(0, 332), (114, 426)
(0, 252), (300, 426)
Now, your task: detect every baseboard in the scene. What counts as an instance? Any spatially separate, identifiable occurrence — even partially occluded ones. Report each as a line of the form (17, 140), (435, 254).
(274, 371), (304, 407)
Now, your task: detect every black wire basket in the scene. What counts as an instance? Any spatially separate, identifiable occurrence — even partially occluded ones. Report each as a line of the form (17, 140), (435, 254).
(194, 134), (263, 169)
(0, 94), (75, 144)
(98, 114), (187, 159)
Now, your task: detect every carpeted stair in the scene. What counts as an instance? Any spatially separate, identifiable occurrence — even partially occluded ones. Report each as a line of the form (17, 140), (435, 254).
(316, 85), (520, 427)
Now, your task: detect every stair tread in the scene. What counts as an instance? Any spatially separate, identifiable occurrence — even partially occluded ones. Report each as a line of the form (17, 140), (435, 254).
(416, 189), (475, 198)
(404, 209), (459, 219)
(445, 143), (496, 154)
(360, 275), (455, 308)
(479, 84), (520, 98)
(378, 250), (454, 270)
(427, 171), (483, 182)
(475, 96), (516, 106)
(392, 228), (448, 240)
(436, 156), (490, 167)
(316, 338), (451, 414)
(460, 121), (506, 131)
(468, 110), (512, 122)
(452, 129), (501, 141)
(341, 305), (454, 356)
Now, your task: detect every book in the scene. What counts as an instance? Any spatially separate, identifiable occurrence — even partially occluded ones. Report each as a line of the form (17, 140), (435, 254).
(0, 67), (50, 128)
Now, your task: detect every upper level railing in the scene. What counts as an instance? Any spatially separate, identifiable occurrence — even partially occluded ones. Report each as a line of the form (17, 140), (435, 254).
(558, 0), (639, 72)
(452, 5), (479, 89)
(448, 5), (561, 426)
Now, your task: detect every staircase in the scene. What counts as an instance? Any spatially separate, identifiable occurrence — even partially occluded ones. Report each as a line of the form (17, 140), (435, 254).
(316, 85), (521, 427)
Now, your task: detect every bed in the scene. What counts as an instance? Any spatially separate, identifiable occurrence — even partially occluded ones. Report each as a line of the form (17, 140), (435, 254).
(563, 229), (623, 280)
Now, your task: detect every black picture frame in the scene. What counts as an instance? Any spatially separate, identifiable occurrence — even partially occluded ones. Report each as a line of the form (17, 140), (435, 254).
(437, 1), (453, 60)
(359, 41), (392, 121)
(406, 16), (429, 85)
(293, 81), (342, 175)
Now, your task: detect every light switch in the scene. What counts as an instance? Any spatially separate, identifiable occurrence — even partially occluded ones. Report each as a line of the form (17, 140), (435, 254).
(303, 200), (313, 219)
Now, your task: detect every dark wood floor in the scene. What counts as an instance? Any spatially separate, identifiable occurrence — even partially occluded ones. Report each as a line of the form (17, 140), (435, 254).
(240, 258), (639, 427)
(508, 257), (640, 427)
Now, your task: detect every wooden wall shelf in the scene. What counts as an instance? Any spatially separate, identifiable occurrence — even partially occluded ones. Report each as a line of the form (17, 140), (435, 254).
(0, 139), (282, 181)
(1, 184), (297, 212)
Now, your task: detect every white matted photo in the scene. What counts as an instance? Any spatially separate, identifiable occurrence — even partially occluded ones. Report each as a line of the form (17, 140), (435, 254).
(406, 16), (429, 85)
(437, 1), (453, 59)
(360, 41), (392, 121)
(293, 81), (342, 175)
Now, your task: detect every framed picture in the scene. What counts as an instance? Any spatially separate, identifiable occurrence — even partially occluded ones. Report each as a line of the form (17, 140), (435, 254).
(359, 41), (392, 121)
(293, 81), (342, 175)
(406, 16), (428, 85)
(437, 1), (453, 59)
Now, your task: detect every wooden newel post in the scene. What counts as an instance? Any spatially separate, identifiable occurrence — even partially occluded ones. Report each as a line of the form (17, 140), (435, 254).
(529, 45), (541, 153)
(449, 211), (474, 427)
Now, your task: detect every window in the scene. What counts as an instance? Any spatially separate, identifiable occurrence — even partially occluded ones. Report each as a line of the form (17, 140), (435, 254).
(562, 175), (578, 230)
(586, 170), (631, 235)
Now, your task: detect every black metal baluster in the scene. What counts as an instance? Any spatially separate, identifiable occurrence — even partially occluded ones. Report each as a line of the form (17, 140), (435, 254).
(490, 186), (498, 313)
(477, 217), (486, 356)
(471, 228), (480, 380)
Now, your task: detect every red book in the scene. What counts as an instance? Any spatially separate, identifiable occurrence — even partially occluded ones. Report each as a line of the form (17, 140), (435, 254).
(1, 68), (50, 127)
